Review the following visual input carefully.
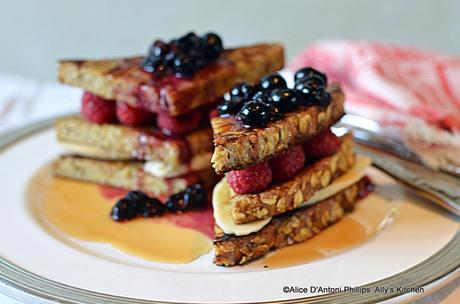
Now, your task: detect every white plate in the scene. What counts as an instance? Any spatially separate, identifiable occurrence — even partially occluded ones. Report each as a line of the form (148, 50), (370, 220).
(0, 118), (459, 304)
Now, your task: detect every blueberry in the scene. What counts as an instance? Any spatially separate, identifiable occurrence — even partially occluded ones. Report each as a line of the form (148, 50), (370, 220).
(177, 32), (201, 51)
(111, 198), (137, 222)
(229, 83), (255, 100)
(301, 76), (325, 89)
(238, 101), (277, 128)
(125, 190), (150, 203)
(218, 97), (245, 116)
(270, 89), (299, 113)
(142, 32), (223, 77)
(259, 73), (287, 90)
(294, 67), (327, 86)
(201, 32), (223, 59)
(295, 79), (326, 106)
(172, 53), (196, 76)
(141, 57), (167, 76)
(139, 198), (165, 217)
(252, 90), (272, 103)
(165, 192), (189, 213)
(301, 74), (327, 87)
(188, 47), (207, 68)
(164, 51), (177, 67)
(148, 40), (170, 58)
(184, 184), (207, 209)
(313, 90), (331, 107)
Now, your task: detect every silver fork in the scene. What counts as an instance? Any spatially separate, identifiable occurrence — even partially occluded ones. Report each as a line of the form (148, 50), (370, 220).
(336, 114), (460, 217)
(337, 114), (460, 179)
(356, 144), (460, 217)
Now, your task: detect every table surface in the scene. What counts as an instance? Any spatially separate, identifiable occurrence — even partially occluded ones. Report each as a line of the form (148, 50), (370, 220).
(0, 72), (458, 303)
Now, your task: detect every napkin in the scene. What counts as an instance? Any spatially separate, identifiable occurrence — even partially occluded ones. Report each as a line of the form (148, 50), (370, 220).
(289, 41), (460, 170)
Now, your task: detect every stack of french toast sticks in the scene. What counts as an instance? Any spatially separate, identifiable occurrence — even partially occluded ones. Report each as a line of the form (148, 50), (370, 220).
(210, 69), (373, 266)
(54, 32), (284, 198)
(53, 32), (373, 266)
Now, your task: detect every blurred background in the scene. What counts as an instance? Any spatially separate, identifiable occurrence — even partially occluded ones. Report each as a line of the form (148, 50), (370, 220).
(1, 0), (460, 81)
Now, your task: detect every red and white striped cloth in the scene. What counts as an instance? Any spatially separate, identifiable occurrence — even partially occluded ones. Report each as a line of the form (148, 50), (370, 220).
(289, 41), (460, 169)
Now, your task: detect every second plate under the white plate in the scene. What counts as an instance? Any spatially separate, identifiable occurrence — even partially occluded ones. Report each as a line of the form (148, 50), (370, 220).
(0, 123), (458, 303)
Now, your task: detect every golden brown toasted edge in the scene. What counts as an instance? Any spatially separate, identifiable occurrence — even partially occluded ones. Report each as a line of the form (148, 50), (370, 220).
(55, 115), (213, 165)
(231, 133), (355, 224)
(213, 176), (369, 266)
(58, 58), (132, 101)
(211, 85), (345, 174)
(58, 44), (285, 116)
(53, 156), (218, 197)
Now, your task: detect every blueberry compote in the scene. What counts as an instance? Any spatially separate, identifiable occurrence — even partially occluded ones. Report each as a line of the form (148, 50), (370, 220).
(217, 67), (331, 128)
(141, 32), (223, 78)
(111, 184), (208, 222)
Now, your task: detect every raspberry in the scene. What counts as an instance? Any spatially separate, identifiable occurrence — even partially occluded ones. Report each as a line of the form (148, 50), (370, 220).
(81, 92), (117, 124)
(116, 102), (156, 126)
(303, 130), (342, 159)
(227, 162), (272, 194)
(269, 145), (305, 182)
(157, 110), (202, 135)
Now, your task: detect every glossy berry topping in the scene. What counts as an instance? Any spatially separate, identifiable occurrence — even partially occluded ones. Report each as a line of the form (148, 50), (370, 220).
(141, 32), (224, 77)
(157, 110), (202, 135)
(294, 67), (327, 86)
(171, 53), (195, 76)
(215, 66), (332, 131)
(269, 89), (299, 113)
(238, 101), (276, 128)
(111, 198), (137, 221)
(116, 102), (156, 126)
(141, 58), (167, 76)
(81, 92), (117, 125)
(295, 79), (330, 107)
(217, 97), (245, 116)
(149, 40), (171, 58)
(259, 73), (287, 90)
(201, 32), (223, 59)
(313, 90), (331, 107)
(165, 184), (208, 213)
(176, 32), (202, 51)
(111, 190), (165, 220)
(302, 130), (341, 159)
(139, 198), (165, 217)
(110, 185), (208, 221)
(297, 77), (325, 91)
(229, 82), (256, 100)
(294, 82), (317, 106)
(227, 162), (273, 194)
(252, 90), (272, 103)
(125, 190), (150, 203)
(269, 145), (305, 182)
(165, 193), (189, 213)
(183, 184), (208, 209)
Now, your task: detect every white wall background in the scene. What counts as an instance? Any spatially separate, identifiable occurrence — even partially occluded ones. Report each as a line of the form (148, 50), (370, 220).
(1, 0), (459, 81)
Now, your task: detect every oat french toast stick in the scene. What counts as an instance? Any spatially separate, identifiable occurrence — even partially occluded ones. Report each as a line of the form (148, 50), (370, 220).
(214, 177), (370, 266)
(231, 133), (355, 224)
(55, 116), (213, 165)
(58, 44), (284, 116)
(211, 85), (345, 174)
(54, 156), (217, 197)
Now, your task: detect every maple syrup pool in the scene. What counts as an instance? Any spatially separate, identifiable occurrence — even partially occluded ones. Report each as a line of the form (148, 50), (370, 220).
(27, 164), (398, 268)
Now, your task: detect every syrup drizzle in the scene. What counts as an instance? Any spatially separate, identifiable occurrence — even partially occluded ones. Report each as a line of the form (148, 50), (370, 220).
(28, 163), (398, 268)
(28, 165), (213, 264)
